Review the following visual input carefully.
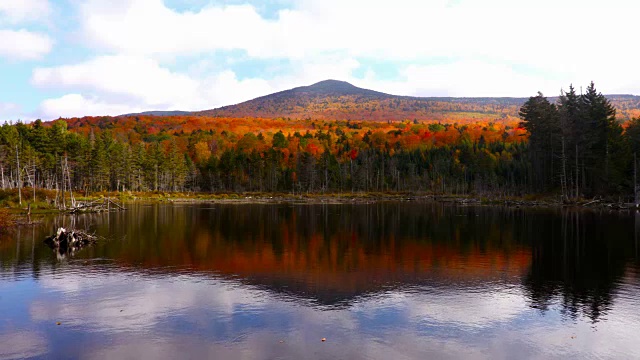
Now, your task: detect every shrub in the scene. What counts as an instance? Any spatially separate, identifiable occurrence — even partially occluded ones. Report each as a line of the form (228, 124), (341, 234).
(0, 209), (14, 232)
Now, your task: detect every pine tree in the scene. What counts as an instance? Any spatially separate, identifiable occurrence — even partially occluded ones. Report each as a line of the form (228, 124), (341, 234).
(90, 134), (109, 191)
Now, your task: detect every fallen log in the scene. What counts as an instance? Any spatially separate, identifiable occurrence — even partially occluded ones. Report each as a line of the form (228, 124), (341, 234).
(582, 199), (601, 207)
(106, 198), (126, 210)
(67, 198), (127, 213)
(44, 227), (97, 255)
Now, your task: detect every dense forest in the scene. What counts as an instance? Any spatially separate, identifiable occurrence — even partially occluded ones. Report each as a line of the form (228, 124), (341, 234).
(0, 81), (638, 203)
(520, 82), (640, 199)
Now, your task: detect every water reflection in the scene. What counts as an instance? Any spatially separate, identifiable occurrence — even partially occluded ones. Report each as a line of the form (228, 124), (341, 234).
(524, 210), (637, 322)
(0, 203), (639, 359)
(3, 204), (535, 304)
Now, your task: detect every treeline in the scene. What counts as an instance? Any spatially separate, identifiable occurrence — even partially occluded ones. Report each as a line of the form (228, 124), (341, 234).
(0, 82), (637, 201)
(0, 118), (529, 199)
(520, 82), (640, 199)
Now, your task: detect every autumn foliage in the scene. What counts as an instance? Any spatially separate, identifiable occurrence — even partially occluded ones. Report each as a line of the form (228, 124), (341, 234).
(1, 80), (637, 197)
(61, 114), (527, 155)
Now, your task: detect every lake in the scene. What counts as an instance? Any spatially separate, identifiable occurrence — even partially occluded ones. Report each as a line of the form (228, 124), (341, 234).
(1, 202), (639, 359)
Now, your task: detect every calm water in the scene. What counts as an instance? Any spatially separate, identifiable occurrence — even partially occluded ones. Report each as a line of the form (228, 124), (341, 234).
(1, 202), (639, 359)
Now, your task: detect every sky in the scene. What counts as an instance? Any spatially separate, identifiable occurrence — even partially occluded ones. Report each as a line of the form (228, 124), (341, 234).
(1, 0), (639, 121)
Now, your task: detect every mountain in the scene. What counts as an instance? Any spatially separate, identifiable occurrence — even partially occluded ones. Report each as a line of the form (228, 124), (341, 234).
(195, 80), (640, 121)
(124, 80), (640, 121)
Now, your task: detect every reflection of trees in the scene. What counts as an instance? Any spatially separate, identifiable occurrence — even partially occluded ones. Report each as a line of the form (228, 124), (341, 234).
(5, 204), (637, 312)
(1, 203), (533, 304)
(524, 210), (636, 323)
(96, 203), (534, 304)
(0, 224), (45, 280)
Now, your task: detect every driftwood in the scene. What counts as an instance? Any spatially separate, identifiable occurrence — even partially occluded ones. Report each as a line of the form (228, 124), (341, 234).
(603, 203), (637, 210)
(433, 195), (638, 211)
(44, 227), (97, 255)
(582, 199), (601, 207)
(68, 197), (126, 214)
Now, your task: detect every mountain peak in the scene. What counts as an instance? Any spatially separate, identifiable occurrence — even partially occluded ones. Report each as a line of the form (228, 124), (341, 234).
(292, 79), (387, 97)
(308, 79), (358, 90)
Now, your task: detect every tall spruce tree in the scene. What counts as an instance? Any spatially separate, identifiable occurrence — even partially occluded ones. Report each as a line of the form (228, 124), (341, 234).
(579, 82), (619, 194)
(558, 85), (582, 198)
(626, 118), (640, 154)
(519, 92), (560, 191)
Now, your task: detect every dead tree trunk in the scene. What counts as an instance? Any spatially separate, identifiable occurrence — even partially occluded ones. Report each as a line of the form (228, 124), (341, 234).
(16, 145), (21, 206)
(575, 144), (579, 199)
(635, 152), (638, 208)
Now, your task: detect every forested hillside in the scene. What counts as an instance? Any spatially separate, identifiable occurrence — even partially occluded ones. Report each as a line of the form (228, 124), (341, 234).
(194, 80), (640, 122)
(0, 81), (638, 203)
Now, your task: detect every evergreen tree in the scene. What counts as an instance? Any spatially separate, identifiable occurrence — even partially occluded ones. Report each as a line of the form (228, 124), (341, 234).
(558, 85), (583, 198)
(626, 118), (640, 154)
(519, 92), (560, 191)
(579, 82), (619, 194)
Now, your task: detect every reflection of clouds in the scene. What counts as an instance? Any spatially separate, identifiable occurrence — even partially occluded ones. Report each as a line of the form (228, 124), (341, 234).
(521, 296), (640, 359)
(409, 290), (528, 328)
(352, 286), (529, 329)
(31, 272), (272, 333)
(12, 270), (640, 359)
(0, 331), (48, 360)
(83, 332), (493, 360)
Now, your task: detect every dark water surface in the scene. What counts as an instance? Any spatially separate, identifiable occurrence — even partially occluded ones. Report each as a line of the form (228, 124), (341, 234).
(1, 202), (639, 359)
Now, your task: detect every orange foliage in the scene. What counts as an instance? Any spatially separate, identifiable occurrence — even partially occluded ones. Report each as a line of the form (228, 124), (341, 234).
(48, 115), (529, 164)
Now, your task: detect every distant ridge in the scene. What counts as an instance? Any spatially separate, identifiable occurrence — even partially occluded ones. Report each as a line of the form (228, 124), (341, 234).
(118, 110), (192, 117)
(121, 80), (640, 121)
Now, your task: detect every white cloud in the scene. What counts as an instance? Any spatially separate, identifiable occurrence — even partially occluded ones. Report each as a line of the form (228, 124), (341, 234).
(389, 61), (560, 97)
(71, 0), (640, 94)
(27, 0), (640, 118)
(0, 0), (50, 24)
(32, 55), (273, 117)
(0, 102), (36, 123)
(39, 94), (143, 119)
(31, 54), (363, 118)
(33, 55), (200, 107)
(80, 0), (268, 57)
(0, 102), (20, 116)
(0, 29), (52, 60)
(78, 0), (638, 65)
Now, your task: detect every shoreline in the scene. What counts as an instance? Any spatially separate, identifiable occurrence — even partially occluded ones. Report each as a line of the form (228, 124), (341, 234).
(107, 192), (639, 211)
(0, 192), (636, 233)
(1, 191), (638, 216)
